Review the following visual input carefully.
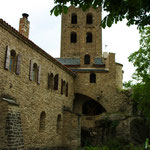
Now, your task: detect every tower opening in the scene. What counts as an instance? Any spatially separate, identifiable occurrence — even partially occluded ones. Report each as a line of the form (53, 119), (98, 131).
(71, 32), (77, 43)
(86, 13), (93, 24)
(86, 32), (92, 43)
(71, 13), (77, 24)
(84, 54), (90, 64)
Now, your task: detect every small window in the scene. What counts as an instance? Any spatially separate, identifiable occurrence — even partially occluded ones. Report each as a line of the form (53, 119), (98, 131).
(71, 32), (77, 43)
(39, 111), (46, 131)
(90, 73), (96, 83)
(9, 50), (16, 72)
(61, 79), (63, 95)
(5, 46), (21, 75)
(84, 54), (90, 64)
(86, 14), (93, 24)
(33, 63), (38, 82)
(29, 61), (41, 84)
(71, 13), (77, 24)
(66, 82), (68, 97)
(54, 74), (59, 90)
(57, 114), (62, 131)
(48, 73), (54, 89)
(86, 32), (92, 43)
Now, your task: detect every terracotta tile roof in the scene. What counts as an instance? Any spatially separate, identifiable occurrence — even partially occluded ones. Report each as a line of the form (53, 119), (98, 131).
(0, 19), (76, 78)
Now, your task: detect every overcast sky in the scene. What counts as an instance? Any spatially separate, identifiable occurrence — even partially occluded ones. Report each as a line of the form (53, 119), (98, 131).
(0, 0), (140, 82)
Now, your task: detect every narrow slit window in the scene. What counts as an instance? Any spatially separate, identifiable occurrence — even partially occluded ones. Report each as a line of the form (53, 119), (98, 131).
(39, 111), (46, 131)
(9, 50), (16, 72)
(57, 114), (62, 131)
(32, 63), (38, 82)
(54, 74), (59, 90)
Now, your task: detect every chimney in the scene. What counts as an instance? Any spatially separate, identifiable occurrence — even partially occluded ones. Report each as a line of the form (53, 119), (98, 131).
(19, 13), (30, 38)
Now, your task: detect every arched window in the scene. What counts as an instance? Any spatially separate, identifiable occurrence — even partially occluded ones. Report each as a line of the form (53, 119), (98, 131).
(86, 32), (92, 43)
(71, 32), (77, 43)
(54, 74), (59, 90)
(84, 54), (90, 64)
(90, 73), (96, 83)
(39, 111), (46, 131)
(71, 13), (77, 24)
(32, 63), (38, 82)
(57, 114), (62, 131)
(5, 46), (21, 75)
(9, 50), (16, 72)
(86, 13), (93, 24)
(48, 73), (54, 89)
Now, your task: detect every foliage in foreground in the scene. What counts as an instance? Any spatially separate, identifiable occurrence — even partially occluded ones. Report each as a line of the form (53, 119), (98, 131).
(124, 26), (150, 124)
(78, 138), (145, 150)
(51, 0), (150, 28)
(78, 144), (144, 150)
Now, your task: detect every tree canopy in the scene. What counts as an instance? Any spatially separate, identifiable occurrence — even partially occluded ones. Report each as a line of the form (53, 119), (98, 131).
(51, 0), (150, 28)
(124, 26), (150, 123)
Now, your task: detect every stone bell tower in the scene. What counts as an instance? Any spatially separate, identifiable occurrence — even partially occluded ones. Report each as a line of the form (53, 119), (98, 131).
(60, 6), (102, 67)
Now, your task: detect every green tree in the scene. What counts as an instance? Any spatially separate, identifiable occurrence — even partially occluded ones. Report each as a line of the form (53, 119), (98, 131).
(51, 0), (150, 28)
(127, 26), (150, 123)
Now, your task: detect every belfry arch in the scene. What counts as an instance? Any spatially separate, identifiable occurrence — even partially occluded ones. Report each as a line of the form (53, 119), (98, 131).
(73, 93), (106, 116)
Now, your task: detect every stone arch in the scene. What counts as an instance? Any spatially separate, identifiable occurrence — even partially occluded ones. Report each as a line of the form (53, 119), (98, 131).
(82, 100), (106, 115)
(73, 93), (106, 116)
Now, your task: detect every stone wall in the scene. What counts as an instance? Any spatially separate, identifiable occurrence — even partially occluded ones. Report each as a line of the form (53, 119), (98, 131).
(0, 98), (24, 150)
(0, 21), (79, 149)
(62, 108), (81, 150)
(74, 53), (125, 113)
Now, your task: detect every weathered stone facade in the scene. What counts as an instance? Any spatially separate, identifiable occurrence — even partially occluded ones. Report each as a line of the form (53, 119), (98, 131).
(0, 6), (133, 150)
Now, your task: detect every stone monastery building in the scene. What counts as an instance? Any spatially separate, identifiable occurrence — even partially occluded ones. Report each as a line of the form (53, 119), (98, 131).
(0, 6), (130, 150)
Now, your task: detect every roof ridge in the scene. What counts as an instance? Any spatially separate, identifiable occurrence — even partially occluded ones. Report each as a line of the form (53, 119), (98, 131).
(0, 18), (76, 77)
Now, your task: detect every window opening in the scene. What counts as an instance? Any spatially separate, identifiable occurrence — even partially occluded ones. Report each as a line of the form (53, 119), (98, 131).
(39, 111), (46, 131)
(33, 63), (38, 82)
(86, 32), (92, 43)
(84, 54), (90, 64)
(71, 13), (77, 24)
(90, 73), (96, 83)
(71, 32), (77, 43)
(54, 74), (59, 90)
(9, 50), (16, 72)
(57, 114), (62, 131)
(48, 73), (54, 89)
(86, 14), (93, 24)
(66, 82), (68, 97)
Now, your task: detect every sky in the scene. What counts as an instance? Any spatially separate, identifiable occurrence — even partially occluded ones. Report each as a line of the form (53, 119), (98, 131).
(0, 0), (140, 82)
